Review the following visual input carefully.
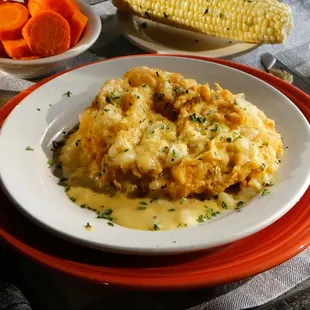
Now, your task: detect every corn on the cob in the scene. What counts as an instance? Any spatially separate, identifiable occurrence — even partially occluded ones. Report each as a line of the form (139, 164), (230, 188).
(113, 0), (293, 44)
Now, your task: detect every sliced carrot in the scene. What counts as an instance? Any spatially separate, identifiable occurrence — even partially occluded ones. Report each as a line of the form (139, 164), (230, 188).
(0, 3), (29, 40)
(69, 10), (88, 47)
(68, 0), (80, 12)
(41, 0), (76, 19)
(22, 10), (70, 57)
(28, 0), (49, 16)
(0, 40), (8, 57)
(2, 38), (34, 58)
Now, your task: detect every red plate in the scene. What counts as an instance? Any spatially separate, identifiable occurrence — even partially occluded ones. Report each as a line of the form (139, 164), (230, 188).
(0, 55), (310, 290)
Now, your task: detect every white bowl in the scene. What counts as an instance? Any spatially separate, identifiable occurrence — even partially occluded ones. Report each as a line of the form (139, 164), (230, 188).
(0, 0), (101, 79)
(1, 55), (310, 255)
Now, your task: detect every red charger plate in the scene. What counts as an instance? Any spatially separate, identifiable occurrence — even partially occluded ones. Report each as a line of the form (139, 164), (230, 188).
(0, 55), (310, 290)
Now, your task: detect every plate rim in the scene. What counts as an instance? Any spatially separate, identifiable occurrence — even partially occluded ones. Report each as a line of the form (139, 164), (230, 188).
(0, 54), (310, 289)
(116, 10), (259, 58)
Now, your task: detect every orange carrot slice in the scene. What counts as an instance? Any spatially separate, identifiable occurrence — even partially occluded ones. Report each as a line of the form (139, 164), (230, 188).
(0, 3), (29, 40)
(0, 40), (8, 57)
(41, 0), (76, 19)
(22, 10), (70, 57)
(28, 0), (49, 16)
(2, 38), (34, 58)
(68, 0), (80, 12)
(69, 10), (88, 47)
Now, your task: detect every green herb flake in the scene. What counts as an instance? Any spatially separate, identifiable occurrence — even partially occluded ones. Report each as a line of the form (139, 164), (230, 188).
(139, 201), (148, 205)
(64, 91), (72, 97)
(97, 208), (114, 221)
(70, 197), (76, 203)
(145, 11), (150, 17)
(180, 198), (185, 204)
(219, 13), (223, 18)
(153, 223), (160, 231)
(49, 104), (52, 107)
(203, 8), (209, 15)
(107, 222), (114, 227)
(222, 201), (228, 209)
(137, 206), (147, 210)
(26, 146), (34, 151)
(168, 208), (175, 212)
(262, 189), (271, 196)
(85, 222), (92, 228)
(197, 214), (205, 223)
(172, 149), (178, 159)
(235, 201), (244, 211)
(163, 12), (168, 18)
(226, 137), (232, 142)
(141, 22), (148, 28)
(211, 124), (219, 132)
(104, 109), (110, 112)
(36, 108), (41, 111)
(47, 159), (54, 168)
(123, 148), (129, 152)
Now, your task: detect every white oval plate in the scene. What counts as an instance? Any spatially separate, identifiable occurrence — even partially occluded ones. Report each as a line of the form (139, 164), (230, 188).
(1, 56), (310, 255)
(117, 11), (258, 58)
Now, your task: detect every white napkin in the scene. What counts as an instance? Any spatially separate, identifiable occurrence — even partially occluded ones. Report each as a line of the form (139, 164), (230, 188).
(0, 1), (309, 309)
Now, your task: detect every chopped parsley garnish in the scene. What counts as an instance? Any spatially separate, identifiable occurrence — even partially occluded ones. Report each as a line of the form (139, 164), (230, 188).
(262, 142), (269, 146)
(189, 113), (206, 123)
(150, 197), (158, 203)
(153, 223), (160, 231)
(104, 109), (110, 112)
(75, 139), (81, 147)
(139, 201), (148, 205)
(26, 146), (34, 151)
(97, 172), (102, 177)
(260, 163), (266, 171)
(219, 13), (223, 18)
(49, 104), (52, 107)
(36, 108), (41, 111)
(47, 159), (54, 168)
(168, 208), (175, 212)
(141, 22), (148, 28)
(64, 91), (72, 97)
(197, 214), (205, 222)
(154, 93), (164, 100)
(107, 222), (114, 227)
(97, 208), (114, 221)
(70, 197), (76, 202)
(137, 206), (147, 210)
(172, 149), (178, 159)
(235, 201), (244, 211)
(85, 222), (92, 228)
(180, 198), (185, 204)
(226, 137), (232, 142)
(156, 71), (160, 77)
(262, 189), (271, 196)
(276, 159), (281, 164)
(123, 148), (129, 152)
(211, 124), (219, 132)
(106, 96), (112, 103)
(145, 11), (150, 17)
(160, 124), (165, 130)
(222, 201), (228, 209)
(205, 206), (221, 218)
(163, 12), (168, 18)
(203, 8), (209, 15)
